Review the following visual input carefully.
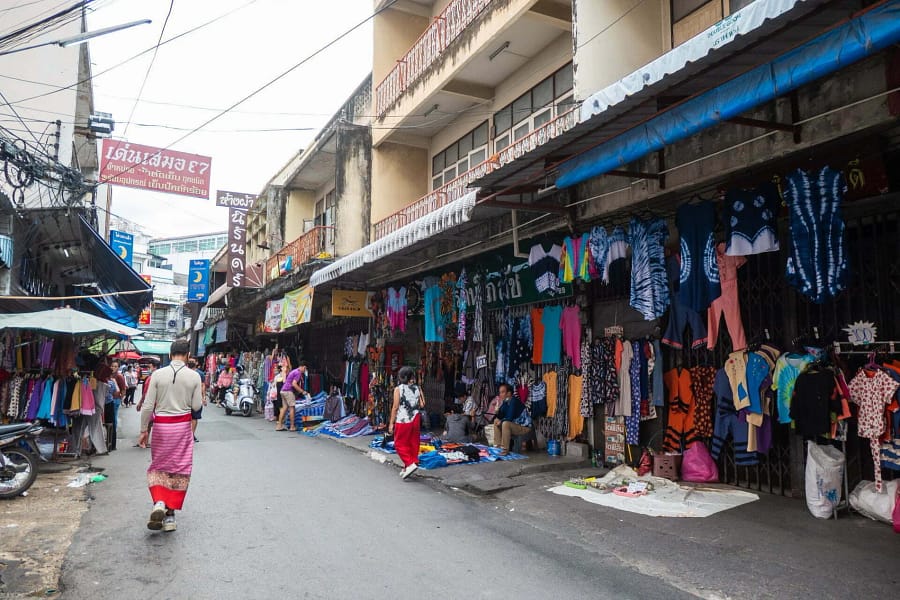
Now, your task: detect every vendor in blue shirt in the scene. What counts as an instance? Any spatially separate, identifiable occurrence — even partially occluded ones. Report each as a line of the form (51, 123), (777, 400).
(491, 382), (532, 456)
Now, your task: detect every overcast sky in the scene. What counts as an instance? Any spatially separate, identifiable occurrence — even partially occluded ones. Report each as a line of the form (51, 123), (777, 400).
(85, 0), (373, 238)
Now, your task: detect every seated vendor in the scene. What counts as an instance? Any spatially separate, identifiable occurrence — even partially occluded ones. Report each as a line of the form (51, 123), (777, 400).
(442, 404), (473, 443)
(453, 382), (477, 422)
(492, 383), (532, 456)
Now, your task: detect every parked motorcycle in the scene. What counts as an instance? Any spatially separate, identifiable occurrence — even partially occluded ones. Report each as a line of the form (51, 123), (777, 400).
(223, 377), (256, 417)
(0, 421), (43, 499)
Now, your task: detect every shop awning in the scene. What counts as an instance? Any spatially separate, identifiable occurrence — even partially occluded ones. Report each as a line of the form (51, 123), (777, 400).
(555, 1), (900, 189)
(472, 0), (848, 192)
(309, 190), (478, 287)
(131, 339), (174, 355)
(77, 216), (153, 325)
(206, 284), (231, 308)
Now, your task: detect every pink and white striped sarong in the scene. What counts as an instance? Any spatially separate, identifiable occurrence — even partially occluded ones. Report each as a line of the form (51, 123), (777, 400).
(147, 413), (194, 510)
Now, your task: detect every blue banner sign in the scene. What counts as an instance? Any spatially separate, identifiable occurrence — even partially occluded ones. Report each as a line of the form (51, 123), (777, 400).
(187, 259), (210, 303)
(109, 230), (134, 267)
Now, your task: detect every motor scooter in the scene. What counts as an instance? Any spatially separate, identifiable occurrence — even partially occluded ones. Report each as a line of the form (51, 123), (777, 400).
(0, 421), (43, 498)
(223, 377), (256, 417)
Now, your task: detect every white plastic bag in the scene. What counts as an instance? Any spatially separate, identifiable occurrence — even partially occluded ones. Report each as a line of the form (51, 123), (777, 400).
(849, 479), (899, 523)
(805, 441), (845, 519)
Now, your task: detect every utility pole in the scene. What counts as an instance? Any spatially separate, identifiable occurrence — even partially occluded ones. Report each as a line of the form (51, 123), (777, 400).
(104, 185), (112, 240)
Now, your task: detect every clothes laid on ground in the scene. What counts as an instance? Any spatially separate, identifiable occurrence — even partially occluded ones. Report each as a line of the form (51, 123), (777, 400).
(783, 166), (849, 304)
(370, 438), (526, 468)
(723, 182), (781, 256)
(676, 201), (721, 312)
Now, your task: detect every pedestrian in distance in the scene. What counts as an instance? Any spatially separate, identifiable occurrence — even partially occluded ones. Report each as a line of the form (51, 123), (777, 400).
(277, 361), (309, 431)
(123, 365), (138, 407)
(139, 341), (203, 533)
(389, 366), (425, 479)
(187, 358), (208, 442)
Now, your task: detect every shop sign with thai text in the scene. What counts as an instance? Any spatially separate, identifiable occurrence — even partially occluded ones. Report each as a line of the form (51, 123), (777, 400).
(463, 262), (571, 310)
(220, 190), (257, 288)
(100, 140), (211, 199)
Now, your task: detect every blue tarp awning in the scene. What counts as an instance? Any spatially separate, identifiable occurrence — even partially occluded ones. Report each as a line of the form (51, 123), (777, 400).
(555, 1), (900, 189)
(78, 216), (153, 327)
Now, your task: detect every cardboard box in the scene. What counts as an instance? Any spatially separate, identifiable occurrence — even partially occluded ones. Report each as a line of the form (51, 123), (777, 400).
(604, 416), (626, 436)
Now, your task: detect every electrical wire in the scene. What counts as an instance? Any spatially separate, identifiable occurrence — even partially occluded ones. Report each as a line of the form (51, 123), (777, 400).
(121, 0), (174, 138)
(94, 0), (398, 187)
(5, 0), (259, 105)
(0, 0), (91, 52)
(576, 0), (650, 50)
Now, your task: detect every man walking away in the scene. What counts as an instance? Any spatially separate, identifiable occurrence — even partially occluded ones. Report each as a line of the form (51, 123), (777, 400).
(139, 341), (202, 533)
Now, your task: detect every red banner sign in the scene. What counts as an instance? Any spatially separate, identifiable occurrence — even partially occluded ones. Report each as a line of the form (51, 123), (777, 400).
(100, 140), (212, 199)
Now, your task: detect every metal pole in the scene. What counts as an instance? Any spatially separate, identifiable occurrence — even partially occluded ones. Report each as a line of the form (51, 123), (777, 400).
(104, 185), (112, 240)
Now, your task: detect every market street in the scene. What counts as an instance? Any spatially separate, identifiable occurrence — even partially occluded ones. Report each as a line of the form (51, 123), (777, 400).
(58, 407), (691, 600)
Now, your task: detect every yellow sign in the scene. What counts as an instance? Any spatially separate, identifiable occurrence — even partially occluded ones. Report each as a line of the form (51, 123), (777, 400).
(331, 290), (374, 317)
(280, 286), (314, 330)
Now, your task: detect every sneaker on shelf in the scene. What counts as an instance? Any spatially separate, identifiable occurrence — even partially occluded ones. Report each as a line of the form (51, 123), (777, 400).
(162, 515), (177, 532)
(401, 464), (418, 479)
(147, 501), (166, 530)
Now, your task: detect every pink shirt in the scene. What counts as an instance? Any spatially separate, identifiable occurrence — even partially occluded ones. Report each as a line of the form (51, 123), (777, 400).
(560, 305), (582, 368)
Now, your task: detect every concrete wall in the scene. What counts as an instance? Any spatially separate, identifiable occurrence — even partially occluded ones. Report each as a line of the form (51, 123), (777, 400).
(428, 32), (572, 171)
(573, 0), (668, 101)
(373, 8), (430, 96)
(285, 189), (315, 243)
(371, 142), (429, 227)
(336, 124), (372, 255)
(373, 0), (540, 147)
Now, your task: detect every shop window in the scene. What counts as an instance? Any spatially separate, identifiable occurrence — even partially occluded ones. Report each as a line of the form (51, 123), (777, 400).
(314, 189), (336, 228)
(149, 243), (170, 255)
(431, 122), (489, 190)
(492, 62), (574, 151)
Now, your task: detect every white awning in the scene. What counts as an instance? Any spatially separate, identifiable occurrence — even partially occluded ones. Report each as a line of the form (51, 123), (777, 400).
(206, 284), (232, 308)
(581, 0), (815, 121)
(310, 190), (478, 287)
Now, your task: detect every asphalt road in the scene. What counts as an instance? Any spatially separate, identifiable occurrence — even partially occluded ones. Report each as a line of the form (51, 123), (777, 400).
(59, 405), (691, 600)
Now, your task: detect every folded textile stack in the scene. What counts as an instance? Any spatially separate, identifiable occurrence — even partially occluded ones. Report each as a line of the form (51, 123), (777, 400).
(316, 414), (374, 438)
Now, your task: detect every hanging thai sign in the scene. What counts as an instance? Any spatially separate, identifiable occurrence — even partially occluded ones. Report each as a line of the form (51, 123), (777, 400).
(187, 259), (210, 303)
(100, 140), (211, 199)
(264, 298), (285, 333)
(464, 262), (572, 310)
(220, 190), (257, 288)
(281, 286), (314, 330)
(331, 290), (374, 317)
(109, 230), (133, 267)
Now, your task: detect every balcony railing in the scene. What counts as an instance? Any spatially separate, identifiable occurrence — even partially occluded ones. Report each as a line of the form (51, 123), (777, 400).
(372, 106), (580, 240)
(375, 0), (494, 117)
(266, 226), (335, 283)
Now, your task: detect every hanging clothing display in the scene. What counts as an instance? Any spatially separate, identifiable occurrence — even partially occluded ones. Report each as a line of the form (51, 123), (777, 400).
(386, 286), (408, 333)
(540, 305), (563, 365)
(588, 226), (611, 283)
(707, 242), (747, 350)
(559, 234), (592, 283)
(676, 201), (721, 312)
(783, 166), (849, 304)
(848, 369), (899, 492)
(530, 308), (545, 365)
(662, 368), (695, 452)
(627, 217), (670, 321)
(662, 255), (707, 349)
(528, 243), (563, 294)
(724, 182), (781, 256)
(560, 305), (582, 368)
(422, 278), (444, 343)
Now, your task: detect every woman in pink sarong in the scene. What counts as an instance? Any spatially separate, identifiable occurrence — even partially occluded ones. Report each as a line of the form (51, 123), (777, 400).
(139, 341), (203, 533)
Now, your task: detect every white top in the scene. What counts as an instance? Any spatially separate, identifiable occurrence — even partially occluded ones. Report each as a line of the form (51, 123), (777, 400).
(395, 383), (422, 424)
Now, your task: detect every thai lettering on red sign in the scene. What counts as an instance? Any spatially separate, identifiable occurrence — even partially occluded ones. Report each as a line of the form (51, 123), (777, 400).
(100, 140), (212, 199)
